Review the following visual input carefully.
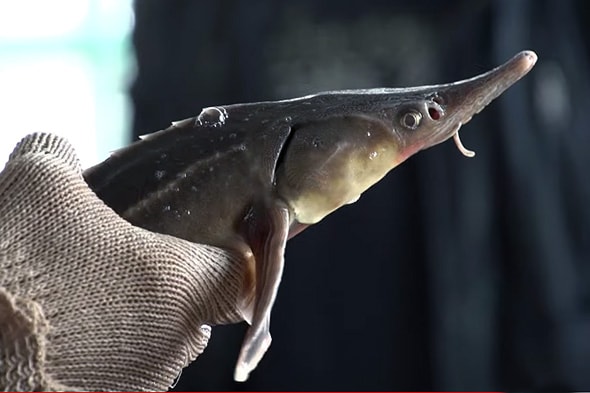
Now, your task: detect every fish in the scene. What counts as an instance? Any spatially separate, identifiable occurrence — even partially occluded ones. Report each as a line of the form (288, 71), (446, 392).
(83, 50), (537, 382)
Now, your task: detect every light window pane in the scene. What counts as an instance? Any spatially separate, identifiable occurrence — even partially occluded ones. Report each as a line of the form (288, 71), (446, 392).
(0, 0), (133, 169)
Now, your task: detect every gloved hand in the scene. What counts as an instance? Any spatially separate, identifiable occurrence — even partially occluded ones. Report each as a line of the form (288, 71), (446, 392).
(0, 133), (246, 391)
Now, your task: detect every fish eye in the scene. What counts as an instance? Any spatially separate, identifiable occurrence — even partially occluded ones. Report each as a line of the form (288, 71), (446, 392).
(400, 110), (422, 130)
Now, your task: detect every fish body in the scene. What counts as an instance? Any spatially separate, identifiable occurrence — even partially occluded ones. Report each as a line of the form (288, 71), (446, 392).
(84, 50), (537, 382)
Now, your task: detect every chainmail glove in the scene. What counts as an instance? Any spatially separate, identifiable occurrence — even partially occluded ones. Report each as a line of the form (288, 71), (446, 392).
(0, 133), (246, 391)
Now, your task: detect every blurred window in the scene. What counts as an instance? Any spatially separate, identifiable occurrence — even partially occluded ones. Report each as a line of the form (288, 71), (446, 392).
(0, 0), (134, 168)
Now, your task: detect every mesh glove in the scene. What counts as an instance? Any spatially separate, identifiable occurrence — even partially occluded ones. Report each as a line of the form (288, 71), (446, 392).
(0, 133), (246, 391)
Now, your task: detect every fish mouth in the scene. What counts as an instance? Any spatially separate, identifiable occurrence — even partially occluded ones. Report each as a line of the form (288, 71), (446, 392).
(443, 50), (538, 158)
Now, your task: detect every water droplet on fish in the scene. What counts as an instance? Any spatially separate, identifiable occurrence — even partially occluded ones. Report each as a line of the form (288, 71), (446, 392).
(196, 106), (228, 127)
(155, 170), (166, 180)
(238, 144), (246, 151)
(346, 194), (361, 204)
(191, 185), (198, 192)
(369, 151), (378, 160)
(186, 210), (191, 216)
(229, 133), (237, 139)
(163, 205), (171, 212)
(367, 131), (371, 137)
(209, 167), (214, 172)
(285, 116), (292, 122)
(160, 153), (167, 159)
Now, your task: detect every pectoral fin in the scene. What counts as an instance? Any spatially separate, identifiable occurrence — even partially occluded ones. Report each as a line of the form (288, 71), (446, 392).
(234, 202), (290, 382)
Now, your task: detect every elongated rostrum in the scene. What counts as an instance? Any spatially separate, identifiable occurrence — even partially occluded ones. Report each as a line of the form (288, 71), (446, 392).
(84, 50), (537, 382)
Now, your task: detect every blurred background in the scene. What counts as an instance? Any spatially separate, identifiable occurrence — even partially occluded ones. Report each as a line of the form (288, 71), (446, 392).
(2, 0), (589, 390)
(0, 0), (133, 168)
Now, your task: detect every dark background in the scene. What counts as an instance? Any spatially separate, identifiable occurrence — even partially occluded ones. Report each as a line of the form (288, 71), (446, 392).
(129, 0), (590, 390)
